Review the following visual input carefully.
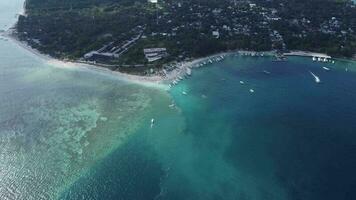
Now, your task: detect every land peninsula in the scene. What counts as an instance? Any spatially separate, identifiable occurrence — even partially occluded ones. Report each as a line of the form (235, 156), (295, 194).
(11, 0), (356, 77)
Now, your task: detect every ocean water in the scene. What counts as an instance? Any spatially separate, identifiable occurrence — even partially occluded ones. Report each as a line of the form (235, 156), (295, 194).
(59, 55), (356, 200)
(2, 1), (356, 200)
(167, 56), (356, 200)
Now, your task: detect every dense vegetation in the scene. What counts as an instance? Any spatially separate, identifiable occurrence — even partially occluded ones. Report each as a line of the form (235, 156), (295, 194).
(16, 0), (356, 73)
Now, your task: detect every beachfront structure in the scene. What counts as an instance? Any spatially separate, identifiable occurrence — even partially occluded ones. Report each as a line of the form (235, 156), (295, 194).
(83, 30), (143, 61)
(148, 0), (158, 3)
(144, 48), (167, 62)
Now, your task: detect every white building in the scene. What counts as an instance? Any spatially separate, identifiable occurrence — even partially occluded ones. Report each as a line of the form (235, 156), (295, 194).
(143, 48), (167, 62)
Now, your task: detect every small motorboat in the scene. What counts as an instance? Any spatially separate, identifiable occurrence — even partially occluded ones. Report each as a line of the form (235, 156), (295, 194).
(263, 70), (271, 74)
(322, 67), (330, 71)
(186, 68), (192, 76)
(309, 71), (321, 83)
(151, 118), (155, 128)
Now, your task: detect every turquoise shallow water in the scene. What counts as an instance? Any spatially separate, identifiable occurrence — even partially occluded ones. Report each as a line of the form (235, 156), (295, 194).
(0, 36), (179, 199)
(1, 4), (180, 198)
(2, 1), (356, 200)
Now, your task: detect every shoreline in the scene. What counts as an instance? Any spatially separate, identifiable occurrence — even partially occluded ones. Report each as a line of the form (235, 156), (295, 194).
(4, 31), (167, 85)
(5, 31), (346, 86)
(3, 1), (263, 86)
(3, 0), (354, 88)
(7, 27), (354, 89)
(2, 29), (275, 86)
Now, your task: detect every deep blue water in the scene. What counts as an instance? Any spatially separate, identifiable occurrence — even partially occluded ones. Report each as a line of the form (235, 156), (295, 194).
(60, 56), (356, 200)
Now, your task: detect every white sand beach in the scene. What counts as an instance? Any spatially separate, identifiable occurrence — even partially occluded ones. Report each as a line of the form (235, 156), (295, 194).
(283, 50), (331, 58)
(3, 32), (279, 87)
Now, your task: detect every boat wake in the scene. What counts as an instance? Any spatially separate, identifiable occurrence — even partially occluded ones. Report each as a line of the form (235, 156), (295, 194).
(309, 71), (321, 83)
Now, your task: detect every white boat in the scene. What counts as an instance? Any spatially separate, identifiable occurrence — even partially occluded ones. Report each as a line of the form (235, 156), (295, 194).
(263, 70), (271, 74)
(151, 118), (155, 128)
(182, 91), (187, 95)
(322, 67), (330, 71)
(312, 57), (316, 61)
(240, 81), (245, 84)
(332, 60), (335, 64)
(186, 68), (192, 76)
(309, 71), (320, 83)
(249, 89), (254, 93)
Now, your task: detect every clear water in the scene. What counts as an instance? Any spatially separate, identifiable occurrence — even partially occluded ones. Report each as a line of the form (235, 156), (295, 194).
(59, 55), (356, 200)
(0, 2), (180, 199)
(166, 56), (356, 200)
(1, 1), (356, 200)
(0, 37), (177, 199)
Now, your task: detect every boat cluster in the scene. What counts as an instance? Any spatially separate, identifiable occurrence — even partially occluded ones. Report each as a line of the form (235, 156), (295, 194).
(312, 56), (335, 64)
(238, 51), (265, 57)
(0, 36), (8, 42)
(169, 75), (186, 87)
(168, 55), (227, 89)
(195, 55), (226, 68)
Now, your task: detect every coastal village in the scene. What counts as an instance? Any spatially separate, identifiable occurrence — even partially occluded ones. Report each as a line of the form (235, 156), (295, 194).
(12, 0), (356, 76)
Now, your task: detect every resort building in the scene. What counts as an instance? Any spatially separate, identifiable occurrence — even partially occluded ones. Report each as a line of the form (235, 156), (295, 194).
(143, 48), (167, 62)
